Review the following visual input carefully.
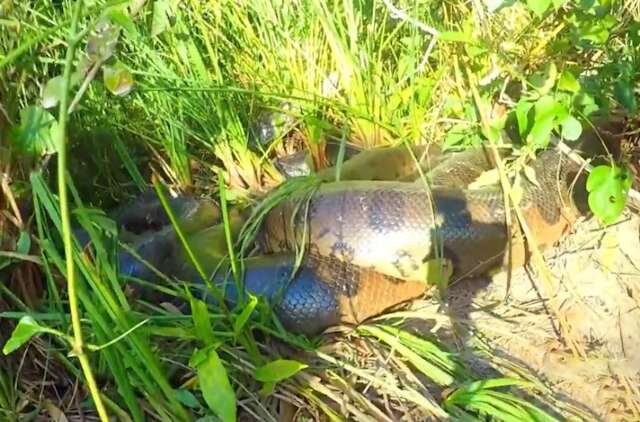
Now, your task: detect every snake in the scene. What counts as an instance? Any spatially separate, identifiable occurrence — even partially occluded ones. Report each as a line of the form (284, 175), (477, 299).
(110, 143), (589, 335)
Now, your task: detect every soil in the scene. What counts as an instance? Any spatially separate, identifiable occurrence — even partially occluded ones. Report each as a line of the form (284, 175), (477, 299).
(406, 211), (640, 420)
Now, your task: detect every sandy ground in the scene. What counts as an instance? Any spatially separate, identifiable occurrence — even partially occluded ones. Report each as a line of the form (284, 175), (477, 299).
(403, 211), (640, 420)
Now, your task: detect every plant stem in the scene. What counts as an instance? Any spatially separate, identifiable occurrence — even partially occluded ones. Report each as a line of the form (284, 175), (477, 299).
(55, 2), (109, 421)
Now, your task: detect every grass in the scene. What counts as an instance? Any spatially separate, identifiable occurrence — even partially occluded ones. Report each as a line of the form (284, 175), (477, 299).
(1, 0), (638, 420)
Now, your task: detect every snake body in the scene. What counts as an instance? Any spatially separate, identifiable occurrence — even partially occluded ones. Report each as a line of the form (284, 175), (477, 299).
(116, 146), (588, 335)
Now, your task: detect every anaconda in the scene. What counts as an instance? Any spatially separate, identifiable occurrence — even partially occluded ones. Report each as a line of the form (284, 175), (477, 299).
(113, 144), (589, 335)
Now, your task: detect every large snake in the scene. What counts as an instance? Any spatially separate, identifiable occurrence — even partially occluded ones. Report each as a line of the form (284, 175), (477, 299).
(111, 144), (588, 335)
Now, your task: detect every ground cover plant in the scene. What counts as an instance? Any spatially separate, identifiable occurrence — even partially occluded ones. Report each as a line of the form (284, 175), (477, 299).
(1, 0), (639, 420)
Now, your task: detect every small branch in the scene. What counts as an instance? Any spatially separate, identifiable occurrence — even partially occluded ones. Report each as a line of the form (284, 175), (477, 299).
(55, 2), (109, 421)
(381, 0), (439, 36)
(68, 58), (104, 114)
(382, 0), (439, 85)
(465, 66), (586, 357)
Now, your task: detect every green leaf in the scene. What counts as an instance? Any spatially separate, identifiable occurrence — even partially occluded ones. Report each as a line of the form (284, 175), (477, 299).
(529, 62), (557, 95)
(527, 96), (561, 147)
(151, 0), (171, 37)
(174, 389), (202, 409)
(438, 31), (472, 43)
(190, 299), (215, 346)
(586, 164), (632, 225)
(305, 116), (332, 144)
(560, 115), (582, 140)
(613, 80), (637, 113)
(575, 92), (599, 116)
(233, 294), (257, 336)
(16, 231), (31, 254)
(527, 0), (552, 17)
(515, 101), (533, 137)
(190, 347), (236, 422)
(259, 382), (276, 397)
(10, 105), (58, 156)
(557, 70), (580, 93)
(103, 61), (134, 96)
(41, 76), (65, 109)
(3, 316), (47, 355)
(105, 7), (139, 39)
(254, 359), (308, 383)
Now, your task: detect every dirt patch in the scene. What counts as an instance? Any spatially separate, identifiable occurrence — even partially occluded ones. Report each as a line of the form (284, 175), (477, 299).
(402, 212), (640, 420)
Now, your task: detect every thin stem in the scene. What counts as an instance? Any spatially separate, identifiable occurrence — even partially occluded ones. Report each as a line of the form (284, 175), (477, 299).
(55, 1), (109, 420)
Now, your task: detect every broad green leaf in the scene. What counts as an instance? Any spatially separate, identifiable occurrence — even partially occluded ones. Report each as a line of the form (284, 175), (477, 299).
(529, 62), (557, 95)
(527, 0), (552, 17)
(575, 92), (599, 116)
(233, 294), (257, 335)
(105, 7), (139, 39)
(103, 61), (134, 96)
(16, 231), (31, 254)
(586, 164), (632, 225)
(575, 15), (615, 44)
(613, 80), (637, 113)
(557, 70), (580, 93)
(190, 299), (215, 346)
(190, 347), (236, 422)
(528, 112), (555, 147)
(10, 105), (58, 156)
(42, 76), (65, 109)
(151, 0), (171, 37)
(527, 96), (560, 147)
(515, 101), (533, 137)
(174, 389), (202, 409)
(254, 359), (308, 383)
(560, 115), (582, 140)
(3, 316), (47, 355)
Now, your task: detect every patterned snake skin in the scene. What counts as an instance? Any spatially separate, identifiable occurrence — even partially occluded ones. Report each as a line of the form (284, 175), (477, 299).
(117, 146), (588, 335)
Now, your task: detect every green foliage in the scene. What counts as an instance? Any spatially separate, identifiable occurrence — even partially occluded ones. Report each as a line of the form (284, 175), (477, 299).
(189, 347), (237, 422)
(10, 106), (59, 156)
(587, 164), (633, 225)
(2, 316), (53, 355)
(254, 359), (308, 383)
(444, 378), (559, 421)
(103, 61), (134, 96)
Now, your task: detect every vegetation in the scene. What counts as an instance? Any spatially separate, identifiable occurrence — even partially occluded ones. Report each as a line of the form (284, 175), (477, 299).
(1, 0), (638, 420)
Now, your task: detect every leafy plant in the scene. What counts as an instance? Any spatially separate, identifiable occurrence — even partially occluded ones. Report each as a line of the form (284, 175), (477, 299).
(587, 163), (633, 225)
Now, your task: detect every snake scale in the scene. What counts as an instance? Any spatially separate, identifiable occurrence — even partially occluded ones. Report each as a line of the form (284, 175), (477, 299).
(113, 145), (588, 335)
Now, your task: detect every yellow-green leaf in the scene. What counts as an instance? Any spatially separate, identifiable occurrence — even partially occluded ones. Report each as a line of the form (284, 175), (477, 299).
(190, 347), (236, 422)
(3, 316), (47, 355)
(42, 76), (65, 109)
(254, 359), (308, 383)
(103, 61), (134, 96)
(190, 299), (215, 346)
(586, 164), (632, 225)
(557, 70), (580, 93)
(10, 105), (58, 156)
